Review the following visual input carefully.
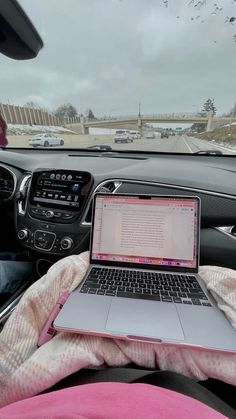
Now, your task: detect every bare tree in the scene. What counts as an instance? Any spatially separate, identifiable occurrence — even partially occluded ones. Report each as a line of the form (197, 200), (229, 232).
(24, 101), (39, 109)
(54, 103), (78, 122)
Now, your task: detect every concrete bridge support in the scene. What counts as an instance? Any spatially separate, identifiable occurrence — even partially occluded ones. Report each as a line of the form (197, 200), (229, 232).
(206, 111), (214, 132)
(81, 125), (89, 135)
(80, 116), (90, 134)
(138, 116), (143, 134)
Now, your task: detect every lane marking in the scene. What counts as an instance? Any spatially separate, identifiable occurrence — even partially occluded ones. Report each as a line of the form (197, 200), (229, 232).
(188, 136), (236, 155)
(182, 137), (195, 153)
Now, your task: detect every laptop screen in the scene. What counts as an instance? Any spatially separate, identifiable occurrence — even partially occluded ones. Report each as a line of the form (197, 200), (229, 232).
(91, 194), (200, 271)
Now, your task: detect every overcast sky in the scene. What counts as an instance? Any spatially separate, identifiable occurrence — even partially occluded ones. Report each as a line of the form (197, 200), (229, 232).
(1, 0), (236, 116)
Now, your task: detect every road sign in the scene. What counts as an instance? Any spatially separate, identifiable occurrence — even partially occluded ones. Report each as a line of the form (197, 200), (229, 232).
(175, 127), (183, 131)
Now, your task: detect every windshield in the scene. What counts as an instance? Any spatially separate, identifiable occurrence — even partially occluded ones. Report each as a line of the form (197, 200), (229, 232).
(1, 0), (236, 155)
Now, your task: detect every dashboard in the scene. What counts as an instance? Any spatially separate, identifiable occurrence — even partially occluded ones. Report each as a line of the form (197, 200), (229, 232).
(0, 148), (236, 268)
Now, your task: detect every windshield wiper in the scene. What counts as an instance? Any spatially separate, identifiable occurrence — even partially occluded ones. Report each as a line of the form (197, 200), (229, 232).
(86, 145), (113, 151)
(194, 150), (223, 155)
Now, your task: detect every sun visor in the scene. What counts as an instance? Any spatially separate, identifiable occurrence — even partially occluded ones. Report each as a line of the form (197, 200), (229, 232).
(0, 0), (43, 60)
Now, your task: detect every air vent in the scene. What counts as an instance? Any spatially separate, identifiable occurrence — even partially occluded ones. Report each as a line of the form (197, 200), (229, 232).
(17, 174), (32, 215)
(83, 180), (122, 224)
(0, 166), (16, 200)
(97, 181), (118, 193)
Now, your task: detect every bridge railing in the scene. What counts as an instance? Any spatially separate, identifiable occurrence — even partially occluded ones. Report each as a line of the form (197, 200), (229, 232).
(84, 112), (209, 122)
(140, 112), (208, 119)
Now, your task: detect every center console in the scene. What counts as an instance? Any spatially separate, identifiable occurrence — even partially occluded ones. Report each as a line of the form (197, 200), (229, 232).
(16, 169), (93, 255)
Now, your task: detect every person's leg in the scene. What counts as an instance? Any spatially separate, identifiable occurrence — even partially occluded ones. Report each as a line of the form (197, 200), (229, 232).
(41, 368), (235, 417)
(133, 371), (236, 417)
(0, 260), (33, 294)
(0, 252), (16, 261)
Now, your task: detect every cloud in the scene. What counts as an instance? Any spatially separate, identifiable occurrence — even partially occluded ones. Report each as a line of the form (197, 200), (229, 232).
(1, 0), (236, 115)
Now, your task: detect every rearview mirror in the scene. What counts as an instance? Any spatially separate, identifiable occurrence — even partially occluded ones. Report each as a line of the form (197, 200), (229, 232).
(0, 0), (43, 60)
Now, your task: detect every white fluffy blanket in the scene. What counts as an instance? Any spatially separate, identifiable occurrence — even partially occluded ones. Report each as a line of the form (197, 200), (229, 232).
(0, 251), (236, 407)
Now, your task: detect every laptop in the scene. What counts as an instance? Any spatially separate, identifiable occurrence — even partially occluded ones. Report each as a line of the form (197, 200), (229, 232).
(54, 193), (236, 352)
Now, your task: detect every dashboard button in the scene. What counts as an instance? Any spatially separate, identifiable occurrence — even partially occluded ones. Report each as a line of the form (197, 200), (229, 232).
(32, 208), (40, 214)
(40, 223), (55, 230)
(34, 230), (56, 251)
(62, 213), (73, 219)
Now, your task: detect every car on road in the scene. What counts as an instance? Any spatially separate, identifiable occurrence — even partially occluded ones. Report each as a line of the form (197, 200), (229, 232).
(161, 131), (169, 139)
(29, 133), (64, 147)
(129, 130), (140, 140)
(114, 130), (133, 143)
(145, 132), (155, 139)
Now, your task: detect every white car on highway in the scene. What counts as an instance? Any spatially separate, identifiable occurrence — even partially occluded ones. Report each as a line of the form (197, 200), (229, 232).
(129, 130), (141, 140)
(29, 133), (64, 147)
(146, 132), (155, 139)
(114, 130), (133, 143)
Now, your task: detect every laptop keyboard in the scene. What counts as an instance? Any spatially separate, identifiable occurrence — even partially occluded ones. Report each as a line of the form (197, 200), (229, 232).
(80, 267), (211, 306)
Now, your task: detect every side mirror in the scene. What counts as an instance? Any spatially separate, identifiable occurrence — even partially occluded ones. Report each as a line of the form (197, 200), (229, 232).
(0, 0), (43, 60)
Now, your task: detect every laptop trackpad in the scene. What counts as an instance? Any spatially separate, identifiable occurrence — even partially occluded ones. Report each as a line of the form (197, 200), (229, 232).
(106, 299), (184, 341)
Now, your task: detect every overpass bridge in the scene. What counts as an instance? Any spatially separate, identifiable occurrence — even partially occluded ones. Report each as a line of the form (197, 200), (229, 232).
(66, 112), (236, 134)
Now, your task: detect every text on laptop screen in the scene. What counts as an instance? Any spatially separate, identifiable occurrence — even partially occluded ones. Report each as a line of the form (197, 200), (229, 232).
(91, 195), (199, 269)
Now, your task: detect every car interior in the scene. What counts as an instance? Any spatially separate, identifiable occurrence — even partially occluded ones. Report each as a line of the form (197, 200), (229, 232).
(0, 0), (236, 414)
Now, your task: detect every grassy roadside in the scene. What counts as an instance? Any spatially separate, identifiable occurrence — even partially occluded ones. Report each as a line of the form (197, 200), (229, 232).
(191, 125), (236, 149)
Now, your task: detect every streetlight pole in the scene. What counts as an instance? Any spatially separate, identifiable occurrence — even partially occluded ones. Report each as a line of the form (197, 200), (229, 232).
(138, 102), (141, 117)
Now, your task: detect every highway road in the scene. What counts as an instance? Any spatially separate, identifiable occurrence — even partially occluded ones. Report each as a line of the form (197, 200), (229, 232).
(86, 134), (236, 155)
(8, 133), (236, 155)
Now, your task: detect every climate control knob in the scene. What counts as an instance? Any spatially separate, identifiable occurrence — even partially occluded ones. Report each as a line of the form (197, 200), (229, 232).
(60, 237), (73, 250)
(18, 229), (29, 240)
(45, 210), (54, 218)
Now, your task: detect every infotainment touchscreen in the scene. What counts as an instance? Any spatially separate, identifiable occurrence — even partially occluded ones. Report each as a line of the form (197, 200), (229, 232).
(29, 170), (92, 211)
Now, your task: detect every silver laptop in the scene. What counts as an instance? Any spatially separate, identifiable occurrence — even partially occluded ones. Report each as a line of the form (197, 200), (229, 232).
(54, 193), (236, 352)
